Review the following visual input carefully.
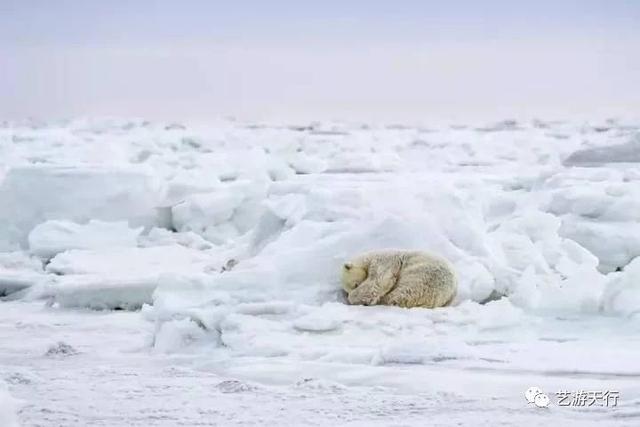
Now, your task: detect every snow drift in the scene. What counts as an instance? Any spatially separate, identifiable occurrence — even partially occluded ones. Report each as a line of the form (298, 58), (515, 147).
(1, 117), (640, 361)
(0, 165), (163, 251)
(0, 380), (20, 427)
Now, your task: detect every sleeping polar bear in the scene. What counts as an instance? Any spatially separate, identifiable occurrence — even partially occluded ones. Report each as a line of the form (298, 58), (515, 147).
(341, 250), (457, 309)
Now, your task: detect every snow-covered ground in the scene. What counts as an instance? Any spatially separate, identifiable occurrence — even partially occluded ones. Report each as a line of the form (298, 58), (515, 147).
(1, 117), (640, 425)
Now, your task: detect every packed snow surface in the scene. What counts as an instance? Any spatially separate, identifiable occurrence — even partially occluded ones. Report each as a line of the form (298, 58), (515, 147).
(1, 117), (640, 426)
(0, 379), (20, 427)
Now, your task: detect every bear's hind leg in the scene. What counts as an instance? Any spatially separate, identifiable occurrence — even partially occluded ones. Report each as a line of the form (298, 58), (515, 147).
(348, 262), (401, 306)
(379, 279), (434, 308)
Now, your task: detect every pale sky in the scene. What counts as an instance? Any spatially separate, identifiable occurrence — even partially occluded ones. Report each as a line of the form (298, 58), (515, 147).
(1, 0), (639, 122)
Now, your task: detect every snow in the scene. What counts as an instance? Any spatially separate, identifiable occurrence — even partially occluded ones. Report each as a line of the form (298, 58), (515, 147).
(29, 245), (226, 309)
(601, 258), (640, 317)
(28, 220), (143, 259)
(542, 167), (640, 272)
(171, 179), (268, 245)
(44, 245), (219, 276)
(0, 251), (45, 297)
(0, 379), (20, 427)
(558, 220), (640, 273)
(563, 133), (640, 165)
(1, 117), (640, 425)
(0, 164), (163, 251)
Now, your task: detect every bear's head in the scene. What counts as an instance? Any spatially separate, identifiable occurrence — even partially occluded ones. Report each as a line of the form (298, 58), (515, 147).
(341, 262), (367, 292)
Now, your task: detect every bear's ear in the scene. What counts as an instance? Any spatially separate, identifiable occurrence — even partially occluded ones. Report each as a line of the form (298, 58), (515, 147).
(343, 263), (353, 271)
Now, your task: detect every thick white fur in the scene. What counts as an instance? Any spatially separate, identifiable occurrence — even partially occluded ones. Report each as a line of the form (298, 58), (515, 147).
(341, 250), (457, 309)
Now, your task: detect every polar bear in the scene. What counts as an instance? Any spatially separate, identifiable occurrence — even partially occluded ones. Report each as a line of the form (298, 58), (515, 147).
(341, 250), (457, 309)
